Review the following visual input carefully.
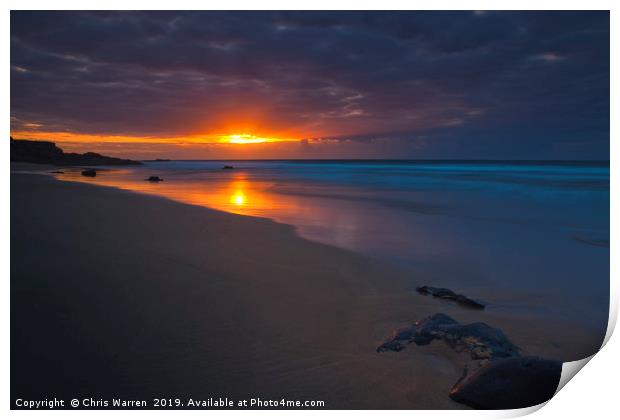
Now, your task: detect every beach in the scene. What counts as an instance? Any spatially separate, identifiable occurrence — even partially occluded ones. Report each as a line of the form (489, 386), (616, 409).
(11, 167), (607, 409)
(10, 9), (611, 411)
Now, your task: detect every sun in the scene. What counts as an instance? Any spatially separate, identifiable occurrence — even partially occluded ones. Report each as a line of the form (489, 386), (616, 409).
(218, 133), (300, 144)
(219, 134), (269, 144)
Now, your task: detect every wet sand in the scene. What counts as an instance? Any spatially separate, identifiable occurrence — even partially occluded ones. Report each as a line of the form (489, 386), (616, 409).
(11, 168), (605, 409)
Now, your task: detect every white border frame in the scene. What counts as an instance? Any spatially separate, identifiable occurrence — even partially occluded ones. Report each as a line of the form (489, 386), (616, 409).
(4, 2), (617, 419)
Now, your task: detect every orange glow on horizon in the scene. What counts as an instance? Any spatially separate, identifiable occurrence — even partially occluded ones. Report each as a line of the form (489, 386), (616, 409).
(10, 130), (300, 146)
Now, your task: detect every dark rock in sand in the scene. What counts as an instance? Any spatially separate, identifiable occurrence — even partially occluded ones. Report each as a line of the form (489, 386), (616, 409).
(416, 286), (485, 309)
(146, 176), (164, 182)
(409, 313), (460, 345)
(222, 165), (234, 170)
(450, 356), (562, 409)
(376, 314), (558, 409)
(377, 313), (456, 351)
(11, 138), (141, 166)
(81, 169), (97, 177)
(376, 340), (406, 352)
(377, 313), (519, 360)
(442, 322), (520, 359)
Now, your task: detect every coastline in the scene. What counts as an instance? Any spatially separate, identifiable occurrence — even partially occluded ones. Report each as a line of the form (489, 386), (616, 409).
(11, 168), (606, 409)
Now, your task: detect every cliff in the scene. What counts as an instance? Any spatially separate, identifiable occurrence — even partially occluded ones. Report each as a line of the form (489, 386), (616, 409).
(10, 138), (142, 166)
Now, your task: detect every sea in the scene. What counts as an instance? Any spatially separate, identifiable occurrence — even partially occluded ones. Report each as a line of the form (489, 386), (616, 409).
(55, 160), (610, 333)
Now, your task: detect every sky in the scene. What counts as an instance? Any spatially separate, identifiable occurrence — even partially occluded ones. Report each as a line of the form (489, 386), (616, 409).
(10, 11), (610, 160)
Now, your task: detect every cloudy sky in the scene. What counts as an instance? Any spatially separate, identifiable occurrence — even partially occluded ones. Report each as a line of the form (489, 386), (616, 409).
(10, 11), (609, 159)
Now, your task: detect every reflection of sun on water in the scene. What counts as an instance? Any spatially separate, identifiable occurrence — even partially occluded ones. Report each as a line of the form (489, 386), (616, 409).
(230, 190), (247, 206)
(54, 169), (295, 217)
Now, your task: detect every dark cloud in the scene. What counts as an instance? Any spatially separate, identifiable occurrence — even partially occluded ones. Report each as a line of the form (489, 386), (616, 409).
(10, 11), (609, 158)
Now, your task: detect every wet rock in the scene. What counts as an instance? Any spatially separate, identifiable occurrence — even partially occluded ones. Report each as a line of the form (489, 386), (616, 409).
(442, 322), (520, 359)
(222, 165), (234, 170)
(376, 314), (560, 409)
(146, 176), (163, 182)
(449, 356), (562, 409)
(416, 286), (485, 309)
(377, 313), (455, 351)
(417, 286), (451, 297)
(410, 313), (460, 345)
(377, 313), (519, 360)
(81, 169), (96, 177)
(50, 170), (64, 174)
(376, 340), (406, 352)
(455, 295), (485, 309)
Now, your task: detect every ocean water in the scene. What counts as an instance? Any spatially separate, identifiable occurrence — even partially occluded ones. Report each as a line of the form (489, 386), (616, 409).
(55, 160), (610, 331)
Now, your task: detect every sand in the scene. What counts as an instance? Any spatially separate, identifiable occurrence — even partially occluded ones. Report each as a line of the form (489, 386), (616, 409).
(11, 167), (605, 409)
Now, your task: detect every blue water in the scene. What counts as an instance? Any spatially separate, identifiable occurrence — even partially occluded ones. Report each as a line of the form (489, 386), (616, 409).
(57, 160), (610, 332)
(143, 159), (610, 190)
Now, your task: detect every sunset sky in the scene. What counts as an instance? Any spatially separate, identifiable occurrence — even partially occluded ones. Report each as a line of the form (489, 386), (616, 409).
(11, 11), (609, 160)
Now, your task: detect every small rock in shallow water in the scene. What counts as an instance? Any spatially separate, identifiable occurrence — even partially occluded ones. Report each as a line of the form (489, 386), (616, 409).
(81, 169), (96, 177)
(455, 294), (485, 309)
(416, 286), (486, 309)
(449, 356), (562, 409)
(146, 176), (163, 182)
